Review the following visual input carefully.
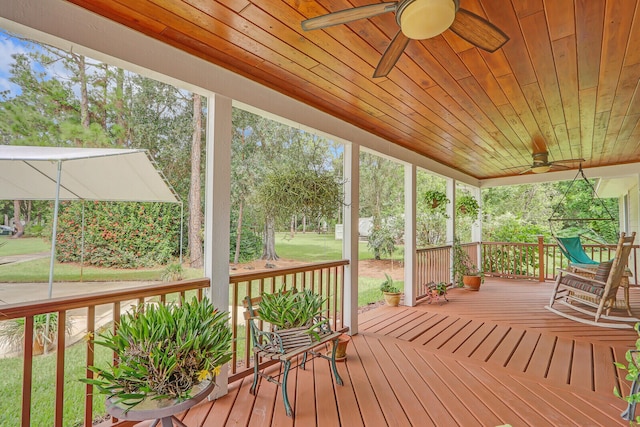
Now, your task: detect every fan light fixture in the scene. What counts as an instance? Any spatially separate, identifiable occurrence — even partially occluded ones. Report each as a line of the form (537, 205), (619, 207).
(399, 0), (456, 40)
(531, 165), (551, 174)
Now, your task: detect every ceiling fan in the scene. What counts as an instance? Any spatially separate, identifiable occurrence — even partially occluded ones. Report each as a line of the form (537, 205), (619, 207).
(301, 0), (509, 78)
(517, 152), (585, 174)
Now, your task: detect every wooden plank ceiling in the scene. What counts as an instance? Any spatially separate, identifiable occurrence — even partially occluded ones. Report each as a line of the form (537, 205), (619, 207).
(66, 0), (640, 180)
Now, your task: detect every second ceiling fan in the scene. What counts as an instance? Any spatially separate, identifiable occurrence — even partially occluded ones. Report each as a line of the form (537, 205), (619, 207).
(301, 0), (509, 78)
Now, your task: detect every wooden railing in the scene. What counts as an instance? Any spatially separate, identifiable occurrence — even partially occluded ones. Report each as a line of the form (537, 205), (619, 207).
(0, 260), (348, 426)
(416, 240), (640, 290)
(0, 279), (209, 427)
(228, 260), (348, 381)
(416, 243), (478, 298)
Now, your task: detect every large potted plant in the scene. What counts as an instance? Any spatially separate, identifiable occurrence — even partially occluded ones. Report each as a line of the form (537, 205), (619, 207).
(82, 296), (232, 418)
(452, 238), (484, 290)
(380, 273), (401, 306)
(257, 288), (327, 336)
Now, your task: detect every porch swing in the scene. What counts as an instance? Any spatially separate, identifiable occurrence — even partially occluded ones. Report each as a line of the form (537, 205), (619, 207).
(545, 166), (638, 328)
(548, 165), (617, 267)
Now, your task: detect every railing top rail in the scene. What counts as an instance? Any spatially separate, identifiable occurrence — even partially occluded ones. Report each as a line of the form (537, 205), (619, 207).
(0, 278), (210, 320)
(229, 259), (349, 283)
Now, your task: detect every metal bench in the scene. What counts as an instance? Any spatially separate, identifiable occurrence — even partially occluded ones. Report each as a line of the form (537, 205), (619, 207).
(243, 295), (348, 417)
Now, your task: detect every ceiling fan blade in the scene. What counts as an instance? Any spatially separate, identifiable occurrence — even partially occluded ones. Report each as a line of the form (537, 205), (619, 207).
(302, 2), (397, 31)
(519, 168), (533, 175)
(449, 8), (509, 52)
(373, 30), (410, 78)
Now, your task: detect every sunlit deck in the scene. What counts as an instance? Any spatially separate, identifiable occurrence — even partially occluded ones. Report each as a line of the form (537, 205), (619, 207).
(134, 278), (639, 427)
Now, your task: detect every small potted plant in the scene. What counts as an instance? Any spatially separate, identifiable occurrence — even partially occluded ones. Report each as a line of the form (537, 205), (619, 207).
(452, 238), (484, 290)
(82, 296), (232, 416)
(380, 273), (401, 306)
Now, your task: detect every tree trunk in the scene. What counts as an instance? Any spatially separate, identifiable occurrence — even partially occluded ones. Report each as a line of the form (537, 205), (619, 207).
(290, 215), (295, 239)
(188, 93), (203, 268)
(78, 55), (90, 131)
(261, 216), (279, 261)
(13, 200), (24, 238)
(302, 215), (306, 233)
(233, 199), (244, 265)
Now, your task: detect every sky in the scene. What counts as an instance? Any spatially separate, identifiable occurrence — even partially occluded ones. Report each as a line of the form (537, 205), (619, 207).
(0, 31), (27, 96)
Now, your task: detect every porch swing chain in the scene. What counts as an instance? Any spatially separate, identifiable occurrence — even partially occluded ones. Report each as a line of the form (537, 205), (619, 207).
(548, 164), (617, 238)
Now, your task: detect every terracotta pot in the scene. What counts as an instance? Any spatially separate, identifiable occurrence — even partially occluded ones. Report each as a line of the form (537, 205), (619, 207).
(383, 292), (401, 306)
(463, 275), (482, 291)
(330, 334), (351, 361)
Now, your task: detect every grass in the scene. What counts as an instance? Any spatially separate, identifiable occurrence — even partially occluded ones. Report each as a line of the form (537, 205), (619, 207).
(0, 339), (112, 427)
(0, 236), (49, 256)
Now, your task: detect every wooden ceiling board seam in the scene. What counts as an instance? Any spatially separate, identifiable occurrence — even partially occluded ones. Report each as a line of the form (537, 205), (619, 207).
(419, 36), (473, 82)
(518, 11), (565, 126)
(512, 0), (544, 19)
(626, 80), (640, 117)
(609, 63), (640, 123)
(594, 0), (636, 115)
(458, 49), (509, 106)
(550, 35), (580, 135)
(495, 74), (544, 143)
(567, 126), (582, 161)
(543, 0), (576, 41)
(620, 2), (640, 67)
(520, 83), (559, 151)
(497, 104), (535, 147)
(578, 86), (597, 162)
(155, 0), (320, 70)
(593, 111), (610, 162)
(212, 0), (250, 14)
(482, 0), (538, 86)
(426, 86), (505, 157)
(68, 0), (168, 34)
(552, 124), (570, 161)
(575, 0), (605, 91)
(479, 49), (513, 79)
(457, 77), (528, 160)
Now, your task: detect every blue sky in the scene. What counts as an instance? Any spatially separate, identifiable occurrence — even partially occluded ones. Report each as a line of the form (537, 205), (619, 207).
(0, 31), (27, 96)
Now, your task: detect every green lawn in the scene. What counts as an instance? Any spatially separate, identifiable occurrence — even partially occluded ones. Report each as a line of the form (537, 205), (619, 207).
(0, 339), (112, 427)
(0, 236), (49, 256)
(274, 232), (403, 262)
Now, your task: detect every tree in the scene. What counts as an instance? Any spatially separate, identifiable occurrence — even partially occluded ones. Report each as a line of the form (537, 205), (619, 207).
(256, 167), (342, 260)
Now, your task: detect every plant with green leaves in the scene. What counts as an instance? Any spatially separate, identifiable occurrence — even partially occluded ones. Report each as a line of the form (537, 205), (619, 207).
(379, 273), (400, 293)
(0, 312), (71, 353)
(257, 288), (327, 331)
(160, 262), (184, 282)
(452, 237), (484, 287)
(456, 194), (480, 218)
(82, 296), (232, 411)
(615, 322), (640, 424)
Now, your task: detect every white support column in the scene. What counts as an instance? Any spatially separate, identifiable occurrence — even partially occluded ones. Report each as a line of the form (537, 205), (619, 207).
(446, 178), (456, 284)
(403, 164), (417, 306)
(343, 143), (360, 335)
(470, 185), (482, 242)
(203, 93), (232, 397)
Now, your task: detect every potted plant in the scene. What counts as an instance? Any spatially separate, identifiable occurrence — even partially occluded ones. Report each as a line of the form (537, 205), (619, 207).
(452, 237), (484, 290)
(82, 296), (232, 414)
(424, 189), (449, 210)
(380, 273), (401, 306)
(257, 288), (328, 336)
(456, 194), (480, 218)
(0, 312), (71, 355)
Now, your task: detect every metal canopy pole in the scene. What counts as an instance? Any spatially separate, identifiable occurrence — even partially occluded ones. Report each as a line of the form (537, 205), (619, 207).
(47, 160), (62, 299)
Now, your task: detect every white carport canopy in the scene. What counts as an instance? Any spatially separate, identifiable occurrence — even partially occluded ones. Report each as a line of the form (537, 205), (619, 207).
(0, 145), (181, 299)
(0, 145), (179, 202)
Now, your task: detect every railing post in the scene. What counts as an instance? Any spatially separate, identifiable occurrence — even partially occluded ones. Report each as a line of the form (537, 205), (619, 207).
(537, 235), (545, 282)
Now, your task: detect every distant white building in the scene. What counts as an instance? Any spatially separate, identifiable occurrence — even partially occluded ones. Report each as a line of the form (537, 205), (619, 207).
(335, 217), (373, 240)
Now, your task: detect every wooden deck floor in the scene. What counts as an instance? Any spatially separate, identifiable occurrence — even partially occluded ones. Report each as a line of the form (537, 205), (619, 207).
(138, 279), (640, 426)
